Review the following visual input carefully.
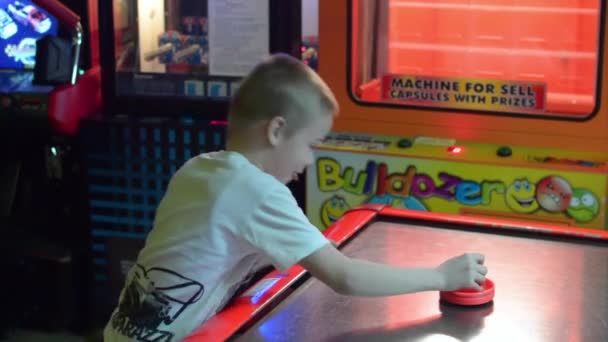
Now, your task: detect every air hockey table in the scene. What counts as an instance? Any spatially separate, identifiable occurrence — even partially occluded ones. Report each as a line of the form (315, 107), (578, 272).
(186, 204), (608, 341)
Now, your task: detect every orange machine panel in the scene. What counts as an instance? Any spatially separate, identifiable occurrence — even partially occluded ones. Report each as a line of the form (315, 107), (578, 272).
(319, 0), (608, 152)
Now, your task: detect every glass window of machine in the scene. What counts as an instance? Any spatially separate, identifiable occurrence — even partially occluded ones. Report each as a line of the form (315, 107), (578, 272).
(349, 0), (603, 119)
(111, 0), (270, 99)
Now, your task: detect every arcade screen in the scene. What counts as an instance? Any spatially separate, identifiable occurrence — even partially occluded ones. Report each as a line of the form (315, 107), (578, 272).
(0, 0), (58, 70)
(113, 0), (270, 99)
(350, 0), (602, 119)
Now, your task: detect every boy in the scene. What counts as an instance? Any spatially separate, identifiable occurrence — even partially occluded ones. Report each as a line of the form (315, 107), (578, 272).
(103, 54), (487, 341)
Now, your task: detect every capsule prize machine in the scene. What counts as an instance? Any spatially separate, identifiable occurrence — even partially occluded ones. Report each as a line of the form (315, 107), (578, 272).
(306, 0), (608, 231)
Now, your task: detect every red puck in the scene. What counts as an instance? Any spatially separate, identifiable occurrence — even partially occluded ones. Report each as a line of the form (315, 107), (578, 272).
(440, 278), (495, 306)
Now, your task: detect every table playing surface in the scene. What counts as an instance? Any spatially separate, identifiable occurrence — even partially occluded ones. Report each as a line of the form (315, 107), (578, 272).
(232, 217), (608, 341)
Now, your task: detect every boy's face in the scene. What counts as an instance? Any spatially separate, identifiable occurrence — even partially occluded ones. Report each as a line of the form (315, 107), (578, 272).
(267, 113), (333, 184)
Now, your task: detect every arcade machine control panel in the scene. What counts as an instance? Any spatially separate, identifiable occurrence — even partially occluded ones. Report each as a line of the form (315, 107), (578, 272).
(316, 133), (607, 170)
(306, 132), (608, 233)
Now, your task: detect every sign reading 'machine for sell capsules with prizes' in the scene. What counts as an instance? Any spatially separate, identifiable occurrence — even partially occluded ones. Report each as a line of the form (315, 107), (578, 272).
(381, 75), (546, 114)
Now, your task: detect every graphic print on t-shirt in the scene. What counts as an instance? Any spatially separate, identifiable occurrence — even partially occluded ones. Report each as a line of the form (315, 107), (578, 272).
(110, 263), (204, 341)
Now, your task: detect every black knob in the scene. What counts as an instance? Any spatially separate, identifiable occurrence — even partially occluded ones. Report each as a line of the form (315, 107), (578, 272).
(397, 139), (412, 148)
(497, 146), (512, 157)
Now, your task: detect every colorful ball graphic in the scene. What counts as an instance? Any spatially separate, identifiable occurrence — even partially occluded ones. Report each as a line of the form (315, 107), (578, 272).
(535, 176), (573, 212)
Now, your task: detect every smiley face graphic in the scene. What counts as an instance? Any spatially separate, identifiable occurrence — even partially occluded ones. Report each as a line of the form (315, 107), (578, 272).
(505, 178), (539, 213)
(535, 176), (573, 212)
(320, 195), (350, 229)
(566, 189), (599, 223)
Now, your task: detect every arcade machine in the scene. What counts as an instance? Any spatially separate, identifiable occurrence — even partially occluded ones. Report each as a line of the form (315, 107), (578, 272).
(87, 0), (303, 326)
(306, 0), (608, 232)
(0, 0), (100, 134)
(1, 0), (101, 334)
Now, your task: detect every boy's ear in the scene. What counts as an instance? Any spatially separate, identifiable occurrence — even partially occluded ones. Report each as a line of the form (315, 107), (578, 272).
(267, 116), (287, 146)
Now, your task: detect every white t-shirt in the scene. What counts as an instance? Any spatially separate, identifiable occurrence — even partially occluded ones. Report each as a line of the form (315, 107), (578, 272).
(103, 151), (330, 341)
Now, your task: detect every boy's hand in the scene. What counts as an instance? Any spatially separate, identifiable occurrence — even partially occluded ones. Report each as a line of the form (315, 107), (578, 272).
(436, 253), (487, 291)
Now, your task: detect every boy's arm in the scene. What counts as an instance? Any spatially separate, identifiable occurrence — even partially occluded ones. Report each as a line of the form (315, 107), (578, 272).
(300, 244), (487, 296)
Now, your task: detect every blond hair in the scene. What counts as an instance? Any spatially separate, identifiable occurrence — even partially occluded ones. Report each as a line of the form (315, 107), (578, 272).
(228, 53), (339, 135)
